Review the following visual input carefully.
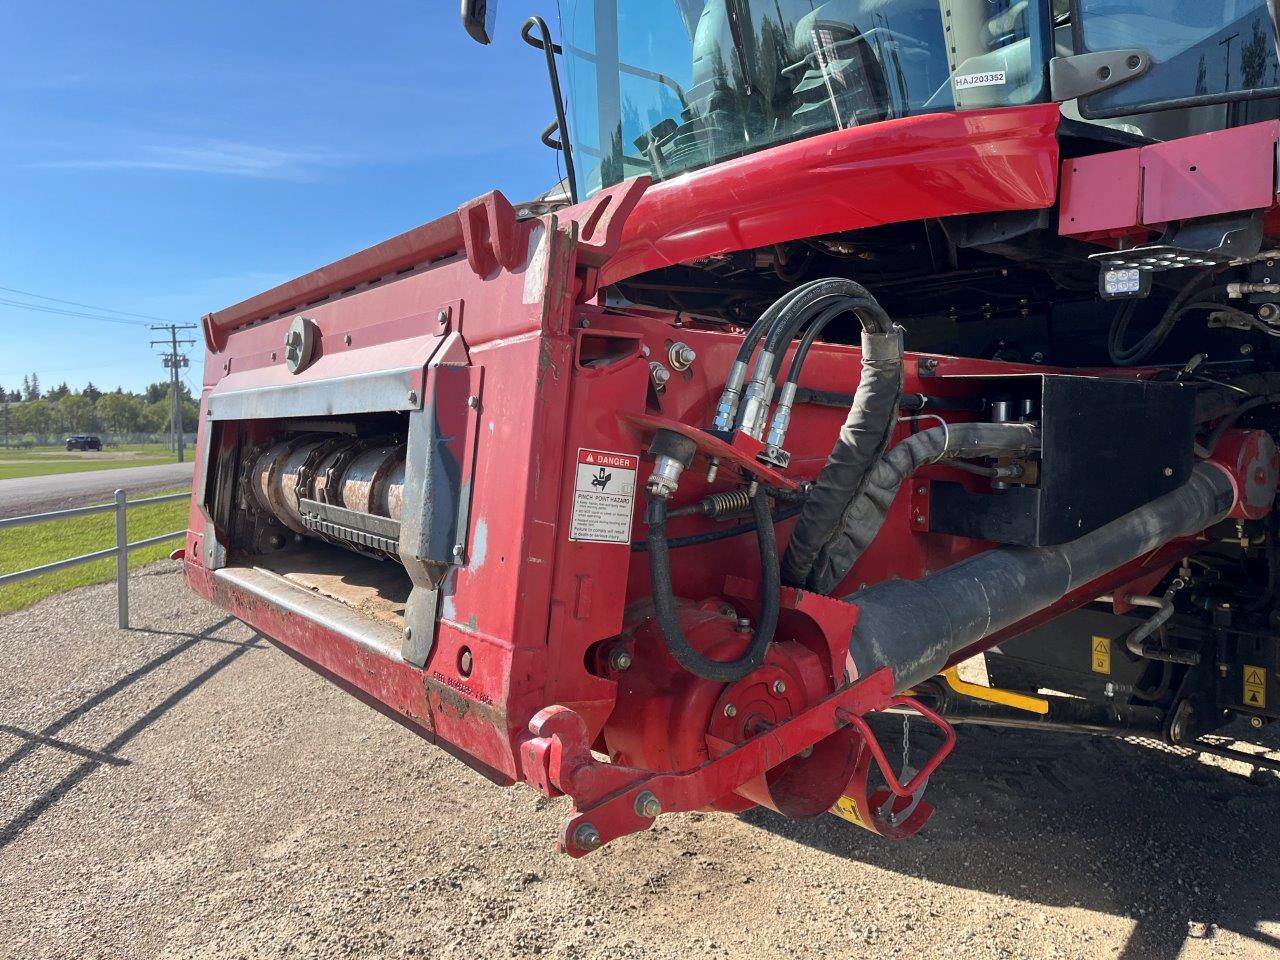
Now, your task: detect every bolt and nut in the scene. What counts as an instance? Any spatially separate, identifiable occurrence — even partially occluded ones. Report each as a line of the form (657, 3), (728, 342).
(634, 791), (662, 819)
(771, 679), (787, 696)
(649, 362), (671, 387)
(573, 823), (602, 852)
(609, 648), (633, 672)
(723, 703), (738, 719)
(407, 390), (418, 405)
(467, 395), (480, 408)
(668, 342), (697, 371)
(735, 617), (751, 634)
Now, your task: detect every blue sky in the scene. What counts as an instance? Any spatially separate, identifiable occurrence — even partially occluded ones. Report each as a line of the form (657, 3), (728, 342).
(0, 0), (562, 395)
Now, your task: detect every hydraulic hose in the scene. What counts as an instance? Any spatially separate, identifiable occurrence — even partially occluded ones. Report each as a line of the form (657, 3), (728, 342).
(803, 422), (1041, 595)
(782, 319), (904, 587)
(1108, 269), (1220, 367)
(646, 487), (780, 682)
(846, 463), (1235, 693)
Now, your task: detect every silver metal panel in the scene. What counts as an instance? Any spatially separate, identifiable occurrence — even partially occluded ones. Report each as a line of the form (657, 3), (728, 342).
(207, 366), (423, 421)
(212, 565), (404, 661)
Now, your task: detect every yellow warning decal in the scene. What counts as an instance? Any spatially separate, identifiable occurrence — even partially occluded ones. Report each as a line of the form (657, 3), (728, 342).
(831, 795), (866, 828)
(1091, 636), (1112, 675)
(1244, 665), (1268, 710)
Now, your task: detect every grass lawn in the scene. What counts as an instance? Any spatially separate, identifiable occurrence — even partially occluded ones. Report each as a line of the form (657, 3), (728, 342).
(0, 488), (190, 615)
(0, 441), (177, 461)
(0, 457), (175, 480)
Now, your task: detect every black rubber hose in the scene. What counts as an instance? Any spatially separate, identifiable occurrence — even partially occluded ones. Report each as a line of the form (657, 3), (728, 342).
(778, 300), (857, 384)
(782, 317), (904, 588)
(760, 281), (890, 363)
(646, 488), (781, 682)
(846, 463), (1235, 693)
(1108, 269), (1219, 367)
(805, 422), (1041, 595)
(631, 504), (803, 552)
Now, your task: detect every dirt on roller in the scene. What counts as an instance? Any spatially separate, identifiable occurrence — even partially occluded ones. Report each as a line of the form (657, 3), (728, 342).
(1, 565), (1278, 960)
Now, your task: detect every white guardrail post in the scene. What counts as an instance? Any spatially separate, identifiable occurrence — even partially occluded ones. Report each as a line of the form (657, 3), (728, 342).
(115, 488), (129, 629)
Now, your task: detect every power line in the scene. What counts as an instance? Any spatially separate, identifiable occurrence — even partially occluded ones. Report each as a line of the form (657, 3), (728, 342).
(0, 285), (176, 324)
(0, 297), (153, 328)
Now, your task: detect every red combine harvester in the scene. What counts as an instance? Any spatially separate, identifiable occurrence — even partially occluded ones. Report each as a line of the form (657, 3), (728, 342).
(186, 0), (1280, 853)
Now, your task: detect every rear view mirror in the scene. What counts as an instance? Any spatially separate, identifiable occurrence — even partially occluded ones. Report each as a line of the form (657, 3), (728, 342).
(461, 0), (496, 44)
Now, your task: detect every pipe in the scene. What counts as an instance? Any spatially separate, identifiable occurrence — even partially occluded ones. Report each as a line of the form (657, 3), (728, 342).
(846, 463), (1235, 693)
(912, 684), (1167, 738)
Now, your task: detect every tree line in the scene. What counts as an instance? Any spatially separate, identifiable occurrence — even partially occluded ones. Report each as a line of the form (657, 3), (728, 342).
(0, 373), (199, 446)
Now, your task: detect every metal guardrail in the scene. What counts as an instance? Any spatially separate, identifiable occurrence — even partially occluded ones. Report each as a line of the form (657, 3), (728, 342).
(0, 489), (190, 628)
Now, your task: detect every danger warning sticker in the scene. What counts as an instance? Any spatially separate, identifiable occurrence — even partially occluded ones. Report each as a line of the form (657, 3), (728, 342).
(569, 448), (638, 545)
(1091, 636), (1112, 675)
(1244, 664), (1268, 710)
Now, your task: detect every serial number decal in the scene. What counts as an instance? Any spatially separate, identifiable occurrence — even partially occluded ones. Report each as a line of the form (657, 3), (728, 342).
(569, 448), (638, 545)
(954, 70), (1007, 90)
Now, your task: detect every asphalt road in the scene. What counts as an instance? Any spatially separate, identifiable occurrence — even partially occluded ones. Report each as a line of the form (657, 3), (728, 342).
(0, 462), (194, 518)
(2, 567), (1279, 960)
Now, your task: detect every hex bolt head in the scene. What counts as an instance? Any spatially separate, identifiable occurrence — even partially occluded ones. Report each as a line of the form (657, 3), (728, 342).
(573, 823), (602, 852)
(668, 342), (697, 371)
(723, 704), (738, 719)
(649, 362), (671, 387)
(772, 679), (787, 696)
(634, 791), (662, 819)
(1250, 715), (1265, 729)
(407, 390), (418, 405)
(467, 395), (480, 409)
(1163, 467), (1174, 477)
(437, 309), (449, 326)
(609, 648), (633, 672)
(452, 543), (465, 558)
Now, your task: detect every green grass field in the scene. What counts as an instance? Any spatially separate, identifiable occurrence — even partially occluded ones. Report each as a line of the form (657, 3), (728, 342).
(0, 488), (190, 615)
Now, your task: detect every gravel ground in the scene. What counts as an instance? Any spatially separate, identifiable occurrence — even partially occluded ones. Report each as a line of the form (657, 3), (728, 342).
(2, 566), (1279, 960)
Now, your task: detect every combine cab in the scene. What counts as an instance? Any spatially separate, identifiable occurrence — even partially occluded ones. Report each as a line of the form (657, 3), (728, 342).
(185, 0), (1280, 853)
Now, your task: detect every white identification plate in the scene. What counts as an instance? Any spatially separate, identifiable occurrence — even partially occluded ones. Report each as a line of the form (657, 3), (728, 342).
(953, 70), (1007, 90)
(569, 448), (638, 544)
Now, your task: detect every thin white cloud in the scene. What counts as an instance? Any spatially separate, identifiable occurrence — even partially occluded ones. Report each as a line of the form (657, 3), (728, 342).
(37, 138), (353, 180)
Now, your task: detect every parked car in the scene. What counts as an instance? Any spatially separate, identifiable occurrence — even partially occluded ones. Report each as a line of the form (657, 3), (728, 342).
(65, 435), (102, 451)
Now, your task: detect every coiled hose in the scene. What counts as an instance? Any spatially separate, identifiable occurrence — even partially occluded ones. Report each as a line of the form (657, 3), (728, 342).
(646, 487), (780, 682)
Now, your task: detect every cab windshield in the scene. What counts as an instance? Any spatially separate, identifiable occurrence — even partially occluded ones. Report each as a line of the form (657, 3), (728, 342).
(559, 0), (1053, 197)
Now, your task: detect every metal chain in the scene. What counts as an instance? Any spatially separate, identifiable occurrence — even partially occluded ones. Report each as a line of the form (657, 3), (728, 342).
(901, 714), (911, 774)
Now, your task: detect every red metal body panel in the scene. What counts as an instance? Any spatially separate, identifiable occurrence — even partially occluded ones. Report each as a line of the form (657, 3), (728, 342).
(599, 104), (1062, 288)
(1060, 119), (1280, 238)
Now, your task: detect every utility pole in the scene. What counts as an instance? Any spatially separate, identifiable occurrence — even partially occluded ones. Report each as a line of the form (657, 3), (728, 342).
(150, 324), (196, 462)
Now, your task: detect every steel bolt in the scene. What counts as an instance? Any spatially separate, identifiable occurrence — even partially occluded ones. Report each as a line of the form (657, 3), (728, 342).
(772, 679), (787, 696)
(798, 746), (814, 759)
(634, 791), (662, 819)
(609, 648), (633, 672)
(1250, 715), (1265, 729)
(437, 309), (449, 326)
(271, 352), (278, 362)
(452, 543), (465, 558)
(735, 617), (751, 634)
(1241, 344), (1255, 356)
(403, 626), (413, 640)
(650, 362), (671, 387)
(668, 342), (697, 371)
(407, 390), (418, 404)
(344, 334), (352, 346)
(573, 823), (602, 852)
(723, 704), (738, 719)
(1126, 54), (1141, 69)
(467, 395), (480, 408)
(267, 533), (285, 549)
(1163, 467), (1174, 477)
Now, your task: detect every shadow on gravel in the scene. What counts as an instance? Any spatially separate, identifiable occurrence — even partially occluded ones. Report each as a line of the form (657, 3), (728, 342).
(0, 615), (262, 852)
(744, 725), (1280, 960)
